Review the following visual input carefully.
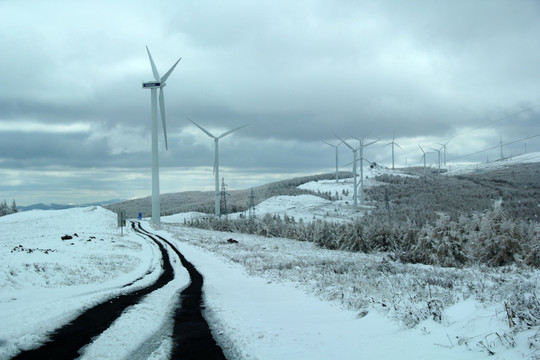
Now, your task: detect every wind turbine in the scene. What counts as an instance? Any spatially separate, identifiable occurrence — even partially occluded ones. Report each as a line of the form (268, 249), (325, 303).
(438, 140), (450, 167)
(142, 46), (181, 223)
(430, 147), (441, 172)
(385, 134), (403, 170)
(336, 135), (359, 209)
(419, 145), (434, 178)
(190, 119), (248, 217)
(357, 137), (379, 205)
(323, 140), (340, 182)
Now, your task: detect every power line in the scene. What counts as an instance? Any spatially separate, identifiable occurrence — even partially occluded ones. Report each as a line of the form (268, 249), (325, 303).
(445, 102), (540, 143)
(447, 132), (540, 162)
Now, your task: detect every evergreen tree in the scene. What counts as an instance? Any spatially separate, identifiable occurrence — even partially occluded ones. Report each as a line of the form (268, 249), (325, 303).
(0, 199), (8, 216)
(474, 202), (523, 267)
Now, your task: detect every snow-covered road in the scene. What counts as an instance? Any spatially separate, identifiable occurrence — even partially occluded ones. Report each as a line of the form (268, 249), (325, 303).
(1, 208), (223, 359)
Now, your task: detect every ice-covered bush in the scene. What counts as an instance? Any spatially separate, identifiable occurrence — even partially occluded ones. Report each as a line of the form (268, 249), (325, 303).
(472, 202), (524, 267)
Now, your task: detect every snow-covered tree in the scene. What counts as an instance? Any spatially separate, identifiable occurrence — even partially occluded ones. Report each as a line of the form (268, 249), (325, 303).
(0, 200), (7, 216)
(473, 202), (523, 267)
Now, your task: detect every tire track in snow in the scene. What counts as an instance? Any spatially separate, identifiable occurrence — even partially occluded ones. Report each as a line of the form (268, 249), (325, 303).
(137, 225), (226, 359)
(11, 222), (175, 360)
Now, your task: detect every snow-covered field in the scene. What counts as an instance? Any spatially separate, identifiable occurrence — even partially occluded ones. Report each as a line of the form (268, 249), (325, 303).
(446, 152), (540, 175)
(226, 164), (412, 223)
(1, 155), (540, 359)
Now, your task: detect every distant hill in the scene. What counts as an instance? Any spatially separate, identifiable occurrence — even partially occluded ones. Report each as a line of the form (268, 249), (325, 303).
(105, 172), (352, 219)
(18, 199), (124, 212)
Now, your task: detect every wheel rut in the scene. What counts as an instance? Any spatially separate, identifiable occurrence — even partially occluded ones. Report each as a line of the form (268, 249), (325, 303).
(12, 223), (173, 360)
(11, 222), (225, 360)
(137, 225), (226, 359)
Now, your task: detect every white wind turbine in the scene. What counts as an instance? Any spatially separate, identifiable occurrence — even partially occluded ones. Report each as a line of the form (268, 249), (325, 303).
(419, 145), (434, 178)
(190, 119), (248, 217)
(142, 46), (181, 223)
(322, 140), (340, 182)
(385, 134), (403, 170)
(336, 135), (359, 209)
(430, 147), (441, 172)
(357, 137), (379, 205)
(438, 140), (450, 167)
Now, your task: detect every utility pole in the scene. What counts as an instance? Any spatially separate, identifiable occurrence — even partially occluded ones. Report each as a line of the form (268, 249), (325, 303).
(249, 188), (256, 220)
(220, 177), (228, 217)
(500, 135), (504, 160)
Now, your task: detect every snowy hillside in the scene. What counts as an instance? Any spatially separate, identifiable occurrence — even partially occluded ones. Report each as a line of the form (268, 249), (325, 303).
(2, 155), (540, 359)
(446, 152), (540, 175)
(0, 210), (537, 358)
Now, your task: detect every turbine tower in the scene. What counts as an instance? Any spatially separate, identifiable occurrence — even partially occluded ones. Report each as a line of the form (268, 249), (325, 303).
(419, 145), (433, 178)
(438, 140), (450, 167)
(385, 134), (402, 170)
(142, 46), (181, 223)
(322, 140), (340, 182)
(431, 147), (441, 172)
(190, 119), (248, 217)
(336, 135), (359, 209)
(357, 137), (378, 205)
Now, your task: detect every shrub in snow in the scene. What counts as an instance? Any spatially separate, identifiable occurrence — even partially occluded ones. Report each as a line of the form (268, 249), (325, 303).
(473, 203), (524, 267)
(524, 223), (540, 267)
(400, 214), (470, 267)
(339, 220), (371, 252)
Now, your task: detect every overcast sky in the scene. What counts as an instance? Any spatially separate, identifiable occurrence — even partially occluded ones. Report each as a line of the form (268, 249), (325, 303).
(1, 0), (540, 206)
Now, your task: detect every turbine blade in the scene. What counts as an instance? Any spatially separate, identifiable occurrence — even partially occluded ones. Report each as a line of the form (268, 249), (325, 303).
(335, 135), (354, 150)
(418, 144), (425, 153)
(395, 142), (403, 150)
(322, 140), (337, 148)
(188, 118), (216, 138)
(146, 46), (160, 81)
(161, 57), (182, 83)
(159, 88), (168, 150)
(218, 124), (249, 139)
(364, 139), (379, 147)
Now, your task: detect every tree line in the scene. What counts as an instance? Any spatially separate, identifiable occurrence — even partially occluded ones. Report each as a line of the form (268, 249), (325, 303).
(185, 163), (540, 269)
(184, 203), (540, 268)
(0, 199), (17, 217)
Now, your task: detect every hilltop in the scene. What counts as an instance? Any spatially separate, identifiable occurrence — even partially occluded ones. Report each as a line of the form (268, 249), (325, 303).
(107, 153), (540, 225)
(105, 172), (353, 219)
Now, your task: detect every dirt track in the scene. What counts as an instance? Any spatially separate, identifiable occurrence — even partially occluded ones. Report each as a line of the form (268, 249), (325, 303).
(12, 222), (224, 360)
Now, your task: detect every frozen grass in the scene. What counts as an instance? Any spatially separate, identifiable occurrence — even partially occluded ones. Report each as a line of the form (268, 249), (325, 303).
(163, 220), (540, 357)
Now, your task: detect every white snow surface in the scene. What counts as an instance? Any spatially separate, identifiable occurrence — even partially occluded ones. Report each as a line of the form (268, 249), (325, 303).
(2, 155), (540, 359)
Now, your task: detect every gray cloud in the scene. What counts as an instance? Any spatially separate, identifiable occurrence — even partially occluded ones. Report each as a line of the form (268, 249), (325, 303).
(1, 0), (539, 205)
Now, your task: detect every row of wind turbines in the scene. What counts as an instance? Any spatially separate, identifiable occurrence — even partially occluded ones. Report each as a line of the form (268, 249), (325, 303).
(324, 135), (451, 209)
(142, 47), (454, 221)
(142, 47), (247, 223)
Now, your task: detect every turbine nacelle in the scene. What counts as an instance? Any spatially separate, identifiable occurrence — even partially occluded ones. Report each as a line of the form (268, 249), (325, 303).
(142, 46), (181, 151)
(142, 81), (163, 89)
